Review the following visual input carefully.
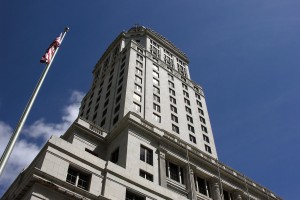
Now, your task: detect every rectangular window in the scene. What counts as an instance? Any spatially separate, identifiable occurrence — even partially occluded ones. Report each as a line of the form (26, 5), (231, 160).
(153, 103), (161, 112)
(134, 102), (141, 112)
(168, 74), (174, 81)
(200, 116), (206, 124)
(196, 176), (209, 196)
(126, 191), (144, 200)
(201, 125), (208, 133)
(166, 161), (184, 184)
(184, 98), (190, 105)
(172, 124), (179, 133)
(136, 68), (142, 76)
(182, 83), (188, 90)
(153, 78), (159, 86)
(152, 113), (161, 123)
(134, 84), (142, 93)
(102, 108), (107, 117)
(139, 170), (153, 182)
(188, 124), (195, 133)
(170, 105), (177, 113)
(136, 60), (143, 68)
(203, 134), (210, 143)
(195, 93), (201, 100)
(185, 106), (192, 114)
(114, 104), (120, 114)
(153, 71), (159, 78)
(153, 86), (160, 94)
(135, 75), (142, 84)
(197, 100), (202, 107)
(140, 145), (153, 165)
(66, 167), (90, 190)
(117, 85), (122, 94)
(169, 88), (175, 96)
(100, 119), (105, 126)
(110, 147), (119, 163)
(153, 94), (160, 103)
(170, 96), (176, 104)
(153, 64), (159, 71)
(133, 92), (141, 102)
(171, 114), (178, 123)
(137, 47), (143, 54)
(116, 94), (121, 103)
(189, 134), (196, 144)
(198, 108), (204, 115)
(183, 90), (189, 98)
(205, 145), (212, 154)
(168, 81), (174, 88)
(187, 115), (193, 123)
(137, 53), (143, 61)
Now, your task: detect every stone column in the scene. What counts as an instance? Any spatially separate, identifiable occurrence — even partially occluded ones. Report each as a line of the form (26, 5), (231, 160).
(210, 178), (222, 200)
(233, 190), (243, 200)
(186, 167), (197, 200)
(158, 151), (167, 187)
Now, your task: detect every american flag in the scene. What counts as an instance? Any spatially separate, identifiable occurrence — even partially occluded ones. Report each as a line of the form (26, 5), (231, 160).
(40, 33), (62, 64)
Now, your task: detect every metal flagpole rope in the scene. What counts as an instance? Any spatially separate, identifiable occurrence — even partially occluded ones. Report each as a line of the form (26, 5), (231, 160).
(0, 27), (69, 177)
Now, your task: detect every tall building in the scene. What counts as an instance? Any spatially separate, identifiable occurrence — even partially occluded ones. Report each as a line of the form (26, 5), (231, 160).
(1, 26), (281, 200)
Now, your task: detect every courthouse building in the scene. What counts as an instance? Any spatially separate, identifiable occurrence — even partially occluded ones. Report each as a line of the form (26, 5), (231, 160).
(1, 26), (281, 200)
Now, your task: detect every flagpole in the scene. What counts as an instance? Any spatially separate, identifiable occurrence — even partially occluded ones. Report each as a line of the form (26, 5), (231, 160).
(0, 27), (69, 177)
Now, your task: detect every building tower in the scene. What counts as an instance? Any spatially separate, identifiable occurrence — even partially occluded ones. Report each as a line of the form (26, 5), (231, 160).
(1, 26), (281, 200)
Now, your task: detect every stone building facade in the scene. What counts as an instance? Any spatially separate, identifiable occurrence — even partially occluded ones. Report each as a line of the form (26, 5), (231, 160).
(1, 26), (281, 200)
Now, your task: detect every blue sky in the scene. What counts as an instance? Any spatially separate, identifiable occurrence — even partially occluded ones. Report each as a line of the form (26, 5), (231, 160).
(1, 0), (300, 199)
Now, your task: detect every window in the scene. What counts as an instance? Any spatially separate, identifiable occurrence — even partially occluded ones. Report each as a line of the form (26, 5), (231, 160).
(126, 191), (144, 200)
(188, 124), (195, 133)
(102, 109), (107, 117)
(136, 60), (143, 68)
(153, 86), (160, 94)
(152, 113), (161, 123)
(118, 77), (124, 85)
(136, 68), (142, 76)
(116, 94), (121, 103)
(153, 71), (159, 78)
(200, 116), (206, 124)
(170, 96), (176, 104)
(153, 94), (160, 103)
(187, 115), (193, 123)
(153, 78), (159, 86)
(195, 93), (201, 100)
(185, 106), (192, 114)
(114, 104), (120, 113)
(113, 115), (119, 125)
(110, 147), (119, 163)
(168, 81), (174, 88)
(170, 105), (177, 113)
(100, 119), (105, 126)
(135, 76), (142, 84)
(195, 176), (210, 196)
(92, 113), (97, 120)
(169, 88), (175, 96)
(183, 90), (189, 97)
(203, 134), (210, 143)
(133, 93), (141, 102)
(196, 100), (202, 107)
(166, 161), (184, 184)
(85, 148), (98, 157)
(189, 135), (196, 144)
(117, 85), (122, 93)
(140, 145), (153, 165)
(171, 114), (178, 123)
(182, 83), (188, 90)
(66, 167), (90, 190)
(172, 124), (179, 133)
(139, 170), (153, 182)
(153, 103), (160, 112)
(168, 74), (174, 81)
(153, 64), (159, 71)
(134, 84), (142, 92)
(137, 53), (143, 61)
(198, 108), (204, 115)
(105, 91), (110, 99)
(137, 47), (143, 54)
(201, 125), (208, 133)
(184, 98), (190, 105)
(205, 145), (212, 154)
(134, 102), (141, 112)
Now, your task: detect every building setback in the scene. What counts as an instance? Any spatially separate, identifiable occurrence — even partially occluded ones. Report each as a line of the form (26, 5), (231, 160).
(1, 26), (281, 200)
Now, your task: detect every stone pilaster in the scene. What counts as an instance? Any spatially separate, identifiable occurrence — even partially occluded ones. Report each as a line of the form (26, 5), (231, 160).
(210, 177), (222, 200)
(233, 190), (243, 200)
(158, 151), (167, 187)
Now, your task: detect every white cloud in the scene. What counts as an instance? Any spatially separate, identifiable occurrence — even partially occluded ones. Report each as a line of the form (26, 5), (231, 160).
(0, 90), (84, 196)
